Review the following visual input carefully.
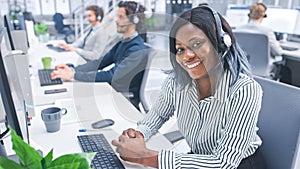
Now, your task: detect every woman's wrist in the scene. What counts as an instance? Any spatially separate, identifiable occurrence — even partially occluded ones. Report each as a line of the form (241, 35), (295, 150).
(140, 149), (159, 168)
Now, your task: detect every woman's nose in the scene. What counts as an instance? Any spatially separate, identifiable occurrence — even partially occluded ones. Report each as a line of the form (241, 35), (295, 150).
(183, 48), (195, 61)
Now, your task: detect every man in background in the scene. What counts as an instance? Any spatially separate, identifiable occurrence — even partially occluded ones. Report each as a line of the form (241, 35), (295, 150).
(235, 2), (291, 84)
(51, 1), (148, 109)
(59, 5), (109, 61)
(236, 2), (283, 56)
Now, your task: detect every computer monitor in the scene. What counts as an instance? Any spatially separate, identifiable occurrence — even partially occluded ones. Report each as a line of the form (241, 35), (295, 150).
(15, 14), (30, 50)
(225, 6), (249, 28)
(4, 51), (34, 117)
(293, 10), (300, 35)
(3, 18), (34, 116)
(0, 27), (29, 142)
(4, 14), (29, 53)
(3, 15), (15, 50)
(261, 8), (299, 34)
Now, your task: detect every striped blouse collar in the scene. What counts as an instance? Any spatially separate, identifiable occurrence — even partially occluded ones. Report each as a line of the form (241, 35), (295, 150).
(190, 70), (232, 103)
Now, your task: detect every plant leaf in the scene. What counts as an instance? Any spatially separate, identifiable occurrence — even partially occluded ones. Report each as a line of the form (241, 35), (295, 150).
(0, 156), (24, 169)
(77, 152), (96, 167)
(9, 127), (42, 169)
(34, 22), (48, 35)
(49, 153), (93, 169)
(41, 149), (53, 168)
(47, 162), (80, 169)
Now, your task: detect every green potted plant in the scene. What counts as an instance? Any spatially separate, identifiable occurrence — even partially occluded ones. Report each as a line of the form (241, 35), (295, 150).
(34, 22), (49, 43)
(0, 127), (96, 169)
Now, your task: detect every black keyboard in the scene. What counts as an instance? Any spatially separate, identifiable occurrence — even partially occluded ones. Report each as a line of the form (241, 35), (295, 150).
(38, 69), (63, 86)
(281, 45), (299, 51)
(46, 44), (66, 52)
(77, 134), (125, 169)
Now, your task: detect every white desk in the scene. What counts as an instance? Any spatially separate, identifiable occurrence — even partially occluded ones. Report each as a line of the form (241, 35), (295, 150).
(3, 42), (175, 168)
(4, 82), (174, 169)
(281, 41), (300, 62)
(27, 41), (87, 106)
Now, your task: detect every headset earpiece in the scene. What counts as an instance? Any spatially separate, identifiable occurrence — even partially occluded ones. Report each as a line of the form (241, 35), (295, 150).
(197, 5), (232, 52)
(132, 3), (140, 24)
(96, 7), (102, 21)
(133, 15), (139, 24)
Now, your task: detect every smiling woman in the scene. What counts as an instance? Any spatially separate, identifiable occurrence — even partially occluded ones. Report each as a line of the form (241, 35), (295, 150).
(174, 23), (219, 83)
(112, 5), (266, 169)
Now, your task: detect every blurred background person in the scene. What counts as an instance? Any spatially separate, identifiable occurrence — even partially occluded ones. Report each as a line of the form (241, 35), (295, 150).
(51, 1), (148, 109)
(58, 5), (109, 61)
(235, 2), (291, 84)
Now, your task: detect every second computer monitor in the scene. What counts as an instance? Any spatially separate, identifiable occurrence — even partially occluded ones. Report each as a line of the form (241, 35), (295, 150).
(293, 10), (300, 35)
(225, 6), (249, 28)
(0, 27), (29, 142)
(261, 8), (299, 35)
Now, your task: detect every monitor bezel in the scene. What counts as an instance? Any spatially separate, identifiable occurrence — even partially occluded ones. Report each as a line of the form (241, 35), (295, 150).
(0, 27), (23, 139)
(3, 15), (15, 50)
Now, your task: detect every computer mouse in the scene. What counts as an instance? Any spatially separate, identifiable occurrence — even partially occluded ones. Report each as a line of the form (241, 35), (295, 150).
(66, 63), (74, 68)
(46, 44), (54, 47)
(91, 119), (114, 129)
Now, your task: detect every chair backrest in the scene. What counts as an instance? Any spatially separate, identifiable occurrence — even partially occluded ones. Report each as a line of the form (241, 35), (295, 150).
(138, 45), (157, 112)
(234, 32), (271, 77)
(140, 47), (168, 113)
(53, 13), (65, 33)
(254, 76), (300, 169)
(23, 11), (35, 24)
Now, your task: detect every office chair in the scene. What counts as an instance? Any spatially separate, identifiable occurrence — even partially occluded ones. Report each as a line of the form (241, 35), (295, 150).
(138, 47), (174, 113)
(234, 32), (275, 78)
(52, 13), (75, 43)
(113, 45), (154, 110)
(23, 11), (35, 24)
(137, 47), (183, 143)
(254, 76), (300, 169)
(137, 47), (156, 112)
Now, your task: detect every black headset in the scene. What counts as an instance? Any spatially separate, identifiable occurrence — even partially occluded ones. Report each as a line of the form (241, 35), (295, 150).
(95, 6), (102, 21)
(195, 5), (232, 54)
(248, 13), (267, 18)
(132, 3), (140, 24)
(248, 3), (267, 18)
(118, 1), (141, 24)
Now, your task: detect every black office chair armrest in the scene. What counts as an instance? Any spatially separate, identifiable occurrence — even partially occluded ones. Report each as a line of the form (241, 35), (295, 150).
(163, 130), (185, 144)
(120, 92), (134, 98)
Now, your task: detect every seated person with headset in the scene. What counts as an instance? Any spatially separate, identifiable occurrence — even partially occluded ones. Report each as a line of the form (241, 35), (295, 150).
(58, 5), (109, 61)
(51, 1), (148, 109)
(236, 3), (283, 58)
(112, 5), (266, 169)
(235, 2), (291, 84)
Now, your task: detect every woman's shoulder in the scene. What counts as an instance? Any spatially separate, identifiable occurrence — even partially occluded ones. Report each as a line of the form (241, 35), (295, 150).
(230, 73), (262, 94)
(162, 74), (176, 87)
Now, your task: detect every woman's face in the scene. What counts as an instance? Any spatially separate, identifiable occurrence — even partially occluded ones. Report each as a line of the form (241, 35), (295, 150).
(175, 23), (219, 80)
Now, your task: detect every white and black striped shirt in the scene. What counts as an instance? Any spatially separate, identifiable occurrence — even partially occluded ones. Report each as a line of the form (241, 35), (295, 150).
(137, 71), (263, 168)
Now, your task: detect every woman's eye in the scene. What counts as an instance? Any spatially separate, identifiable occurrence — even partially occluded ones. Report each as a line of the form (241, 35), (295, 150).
(176, 48), (185, 55)
(191, 42), (201, 49)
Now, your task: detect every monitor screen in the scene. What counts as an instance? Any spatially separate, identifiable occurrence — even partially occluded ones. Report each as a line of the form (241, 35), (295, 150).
(0, 27), (29, 142)
(293, 10), (300, 35)
(225, 6), (249, 28)
(261, 8), (298, 34)
(4, 50), (34, 117)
